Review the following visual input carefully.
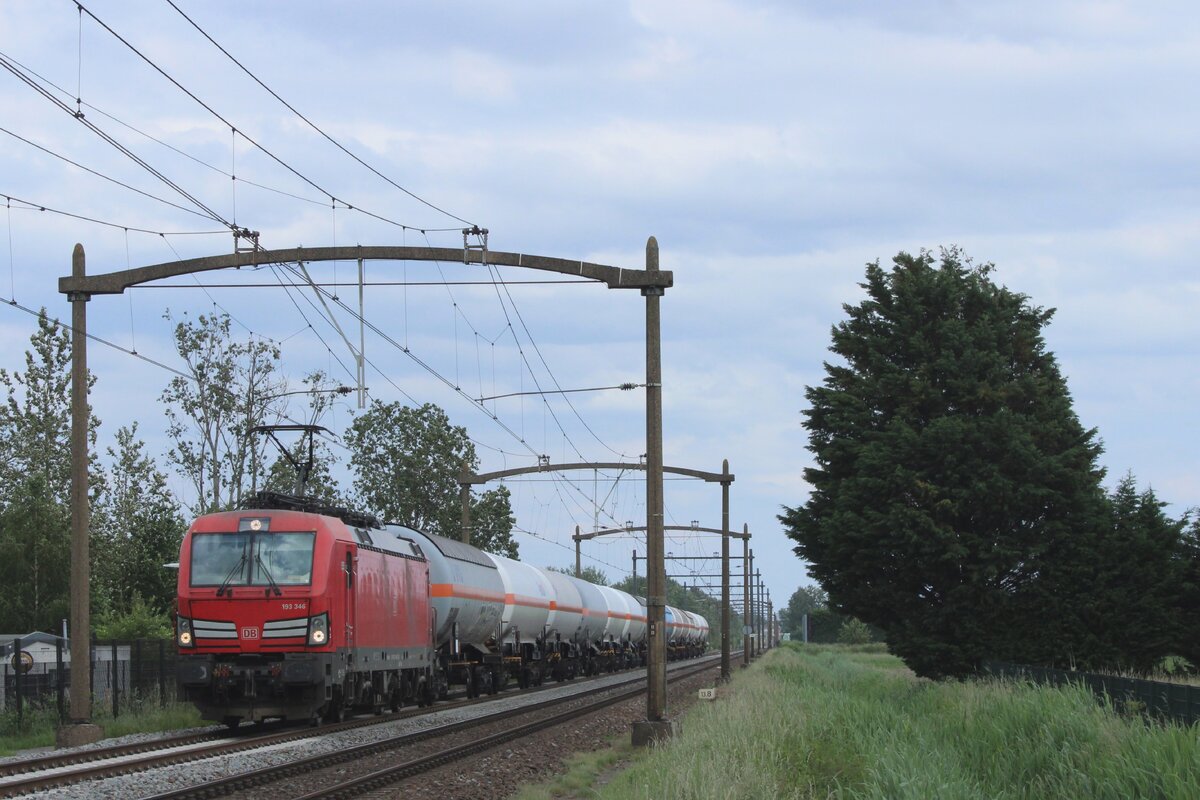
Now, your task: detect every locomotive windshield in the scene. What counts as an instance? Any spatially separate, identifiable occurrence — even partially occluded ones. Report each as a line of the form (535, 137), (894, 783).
(190, 532), (316, 588)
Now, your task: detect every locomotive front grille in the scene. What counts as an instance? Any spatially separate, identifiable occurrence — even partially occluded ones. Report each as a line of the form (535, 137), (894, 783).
(193, 619), (237, 639)
(262, 617), (309, 639)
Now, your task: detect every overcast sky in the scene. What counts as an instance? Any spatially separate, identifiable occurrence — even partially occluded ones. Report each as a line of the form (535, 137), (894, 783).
(2, 1), (1198, 614)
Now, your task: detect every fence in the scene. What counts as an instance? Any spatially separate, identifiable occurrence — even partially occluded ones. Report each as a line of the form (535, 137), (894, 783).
(985, 661), (1200, 726)
(2, 637), (178, 723)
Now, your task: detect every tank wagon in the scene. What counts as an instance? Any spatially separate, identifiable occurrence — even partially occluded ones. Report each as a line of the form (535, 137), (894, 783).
(175, 495), (708, 726)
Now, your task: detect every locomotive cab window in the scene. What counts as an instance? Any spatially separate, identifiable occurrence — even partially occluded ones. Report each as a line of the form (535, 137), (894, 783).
(190, 532), (316, 588)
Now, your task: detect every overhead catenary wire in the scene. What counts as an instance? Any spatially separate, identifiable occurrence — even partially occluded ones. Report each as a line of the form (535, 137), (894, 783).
(10, 8), (632, 539)
(164, 0), (476, 228)
(0, 51), (230, 227)
(0, 47), (334, 209)
(70, 2), (464, 235)
(1, 193), (227, 237)
(0, 125), (232, 223)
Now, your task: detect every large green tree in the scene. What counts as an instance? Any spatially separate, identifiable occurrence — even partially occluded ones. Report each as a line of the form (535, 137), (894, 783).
(346, 401), (518, 557)
(781, 249), (1109, 678)
(93, 423), (185, 621)
(0, 312), (98, 632)
(160, 311), (283, 515)
(1085, 475), (1186, 672)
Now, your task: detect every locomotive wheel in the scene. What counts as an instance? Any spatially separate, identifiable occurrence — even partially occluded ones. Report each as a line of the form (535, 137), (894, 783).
(324, 688), (345, 723)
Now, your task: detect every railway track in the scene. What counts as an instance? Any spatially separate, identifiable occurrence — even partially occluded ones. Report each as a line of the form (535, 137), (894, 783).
(0, 654), (722, 798)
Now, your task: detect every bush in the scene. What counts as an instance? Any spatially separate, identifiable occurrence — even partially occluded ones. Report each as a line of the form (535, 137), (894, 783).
(94, 595), (172, 640)
(838, 617), (873, 644)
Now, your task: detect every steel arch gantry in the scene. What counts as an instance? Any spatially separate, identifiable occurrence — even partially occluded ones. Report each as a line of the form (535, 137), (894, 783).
(569, 518), (750, 681)
(461, 460), (737, 684)
(59, 239), (672, 745)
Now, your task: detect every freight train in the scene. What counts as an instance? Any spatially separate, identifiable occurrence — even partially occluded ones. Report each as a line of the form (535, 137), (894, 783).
(175, 494), (709, 727)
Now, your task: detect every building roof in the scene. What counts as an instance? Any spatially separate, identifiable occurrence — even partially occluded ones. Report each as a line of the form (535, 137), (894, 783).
(0, 632), (66, 653)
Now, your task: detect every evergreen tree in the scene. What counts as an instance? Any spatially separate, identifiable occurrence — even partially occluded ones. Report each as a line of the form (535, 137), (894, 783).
(1085, 475), (1186, 672)
(1176, 515), (1200, 668)
(781, 249), (1108, 678)
(346, 401), (518, 556)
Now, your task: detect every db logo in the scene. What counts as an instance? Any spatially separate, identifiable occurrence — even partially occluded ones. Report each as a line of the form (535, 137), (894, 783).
(241, 627), (259, 639)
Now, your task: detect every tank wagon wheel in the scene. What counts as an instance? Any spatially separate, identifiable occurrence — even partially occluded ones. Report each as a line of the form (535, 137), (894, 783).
(222, 716), (241, 732)
(518, 667), (531, 690)
(464, 669), (477, 699)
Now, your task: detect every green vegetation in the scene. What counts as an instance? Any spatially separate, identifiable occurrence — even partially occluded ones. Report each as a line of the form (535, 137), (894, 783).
(573, 644), (1200, 799)
(782, 249), (1195, 678)
(346, 400), (518, 557)
(0, 701), (202, 757)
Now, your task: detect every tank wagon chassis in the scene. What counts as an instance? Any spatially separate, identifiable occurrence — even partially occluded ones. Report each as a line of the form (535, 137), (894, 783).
(175, 492), (709, 727)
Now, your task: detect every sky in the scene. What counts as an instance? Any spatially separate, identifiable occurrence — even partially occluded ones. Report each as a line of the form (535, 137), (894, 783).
(2, 0), (1199, 618)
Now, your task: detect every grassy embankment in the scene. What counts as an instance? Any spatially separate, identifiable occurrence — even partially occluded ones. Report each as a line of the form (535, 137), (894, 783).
(517, 643), (1200, 799)
(0, 701), (202, 757)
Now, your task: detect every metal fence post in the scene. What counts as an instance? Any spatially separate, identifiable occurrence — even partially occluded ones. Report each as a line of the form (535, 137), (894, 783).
(111, 640), (119, 718)
(56, 637), (65, 722)
(134, 639), (142, 704)
(158, 640), (166, 707)
(12, 637), (22, 726)
(89, 633), (96, 712)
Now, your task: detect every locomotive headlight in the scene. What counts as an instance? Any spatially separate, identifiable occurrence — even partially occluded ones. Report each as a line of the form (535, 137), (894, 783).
(307, 612), (329, 646)
(177, 617), (195, 648)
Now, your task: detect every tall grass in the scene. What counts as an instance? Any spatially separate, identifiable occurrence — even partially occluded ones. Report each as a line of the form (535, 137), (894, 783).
(595, 644), (1200, 799)
(0, 698), (202, 757)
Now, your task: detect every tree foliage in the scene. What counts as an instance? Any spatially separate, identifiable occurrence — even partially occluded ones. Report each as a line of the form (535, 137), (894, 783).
(160, 311), (282, 515)
(346, 401), (517, 556)
(778, 585), (827, 636)
(547, 565), (609, 586)
(1086, 475), (1186, 672)
(93, 423), (184, 618)
(0, 312), (97, 633)
(261, 370), (345, 504)
(782, 249), (1110, 678)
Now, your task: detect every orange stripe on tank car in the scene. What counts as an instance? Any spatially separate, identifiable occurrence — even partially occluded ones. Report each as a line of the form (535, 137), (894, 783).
(503, 592), (553, 610)
(430, 583), (505, 603)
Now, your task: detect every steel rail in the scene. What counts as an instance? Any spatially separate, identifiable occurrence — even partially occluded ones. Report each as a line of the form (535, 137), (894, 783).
(298, 657), (723, 800)
(143, 655), (723, 800)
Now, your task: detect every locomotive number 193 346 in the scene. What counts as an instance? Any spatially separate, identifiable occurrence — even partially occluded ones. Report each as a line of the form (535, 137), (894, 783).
(281, 602), (307, 611)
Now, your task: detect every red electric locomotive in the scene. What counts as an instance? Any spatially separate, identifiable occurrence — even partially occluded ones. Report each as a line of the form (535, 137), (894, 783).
(174, 498), (433, 727)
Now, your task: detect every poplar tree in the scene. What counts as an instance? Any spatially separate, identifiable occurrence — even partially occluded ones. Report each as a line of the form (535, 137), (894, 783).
(781, 249), (1108, 678)
(160, 311), (283, 515)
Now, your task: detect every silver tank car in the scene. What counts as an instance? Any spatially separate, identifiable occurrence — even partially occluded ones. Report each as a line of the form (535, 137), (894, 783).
(401, 527), (505, 648)
(485, 552), (555, 645)
(401, 527), (705, 653)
